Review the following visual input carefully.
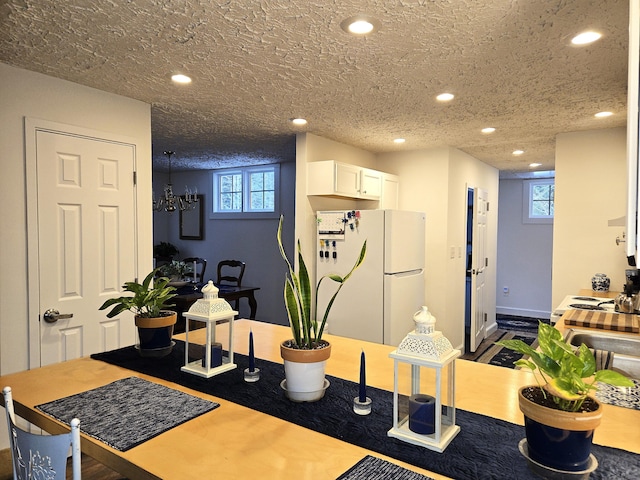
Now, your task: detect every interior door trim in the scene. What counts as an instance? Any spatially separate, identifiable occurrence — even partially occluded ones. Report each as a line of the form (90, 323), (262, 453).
(25, 117), (140, 368)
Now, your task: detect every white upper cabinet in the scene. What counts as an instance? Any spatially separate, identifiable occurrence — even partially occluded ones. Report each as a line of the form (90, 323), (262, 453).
(307, 160), (389, 201)
(360, 168), (382, 199)
(380, 173), (399, 209)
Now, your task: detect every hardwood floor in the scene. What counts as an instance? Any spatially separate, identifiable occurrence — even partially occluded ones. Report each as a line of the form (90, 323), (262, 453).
(1, 449), (126, 480)
(69, 454), (128, 479)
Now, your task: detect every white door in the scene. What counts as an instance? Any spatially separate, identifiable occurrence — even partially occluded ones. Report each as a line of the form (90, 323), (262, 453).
(34, 129), (137, 366)
(470, 188), (488, 352)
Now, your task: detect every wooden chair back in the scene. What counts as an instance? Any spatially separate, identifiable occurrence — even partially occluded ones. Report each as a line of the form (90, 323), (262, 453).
(217, 260), (246, 288)
(183, 257), (207, 282)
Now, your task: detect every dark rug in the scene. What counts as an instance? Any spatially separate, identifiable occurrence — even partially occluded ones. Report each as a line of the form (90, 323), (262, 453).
(337, 455), (435, 480)
(36, 376), (219, 451)
(91, 342), (640, 480)
(496, 314), (549, 333)
(460, 330), (537, 368)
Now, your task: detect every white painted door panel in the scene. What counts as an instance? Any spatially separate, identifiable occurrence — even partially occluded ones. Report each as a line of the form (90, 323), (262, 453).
(36, 131), (137, 366)
(470, 188), (488, 352)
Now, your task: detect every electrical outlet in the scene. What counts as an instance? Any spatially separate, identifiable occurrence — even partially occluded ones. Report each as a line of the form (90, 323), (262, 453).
(503, 286), (509, 296)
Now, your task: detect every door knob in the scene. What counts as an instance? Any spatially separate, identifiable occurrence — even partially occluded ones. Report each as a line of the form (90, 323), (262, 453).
(43, 309), (73, 323)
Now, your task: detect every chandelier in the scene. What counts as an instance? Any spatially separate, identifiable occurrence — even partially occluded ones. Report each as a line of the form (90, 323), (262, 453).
(153, 151), (199, 213)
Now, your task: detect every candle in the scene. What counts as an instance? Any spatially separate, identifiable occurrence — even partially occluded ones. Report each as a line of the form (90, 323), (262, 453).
(248, 330), (255, 372)
(359, 349), (367, 402)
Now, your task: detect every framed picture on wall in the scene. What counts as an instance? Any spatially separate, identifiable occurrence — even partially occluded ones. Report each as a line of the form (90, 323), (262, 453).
(179, 194), (204, 240)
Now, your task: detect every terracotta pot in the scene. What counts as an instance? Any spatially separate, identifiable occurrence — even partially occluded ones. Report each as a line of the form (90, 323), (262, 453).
(280, 341), (331, 402)
(134, 311), (177, 358)
(518, 386), (602, 472)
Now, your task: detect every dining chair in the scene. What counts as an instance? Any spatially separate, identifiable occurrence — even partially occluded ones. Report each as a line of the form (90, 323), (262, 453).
(183, 257), (207, 282)
(3, 386), (82, 480)
(216, 260), (246, 310)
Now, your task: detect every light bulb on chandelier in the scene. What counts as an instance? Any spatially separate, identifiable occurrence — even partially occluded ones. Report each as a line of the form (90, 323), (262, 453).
(153, 151), (199, 213)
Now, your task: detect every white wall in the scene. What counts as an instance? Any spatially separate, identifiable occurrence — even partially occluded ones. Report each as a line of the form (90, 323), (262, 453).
(295, 133), (378, 286)
(553, 127), (628, 308)
(447, 148), (499, 344)
(378, 146), (498, 348)
(377, 147), (453, 338)
(0, 63), (152, 450)
(294, 134), (499, 350)
(496, 179), (554, 318)
(0, 63), (152, 374)
(153, 162), (297, 324)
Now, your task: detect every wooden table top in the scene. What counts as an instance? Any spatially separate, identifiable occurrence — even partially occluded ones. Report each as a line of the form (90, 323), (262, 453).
(1, 319), (638, 480)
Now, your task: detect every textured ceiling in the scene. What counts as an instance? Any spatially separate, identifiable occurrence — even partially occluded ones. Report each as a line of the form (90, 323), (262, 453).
(0, 0), (630, 172)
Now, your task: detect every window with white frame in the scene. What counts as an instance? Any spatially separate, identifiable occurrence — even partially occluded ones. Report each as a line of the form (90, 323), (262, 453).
(211, 165), (279, 218)
(522, 179), (554, 224)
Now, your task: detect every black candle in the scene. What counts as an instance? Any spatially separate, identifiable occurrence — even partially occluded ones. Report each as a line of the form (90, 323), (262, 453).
(248, 330), (255, 372)
(359, 349), (367, 402)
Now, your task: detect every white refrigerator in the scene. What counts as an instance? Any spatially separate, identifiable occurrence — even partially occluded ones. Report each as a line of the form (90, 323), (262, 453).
(316, 209), (425, 345)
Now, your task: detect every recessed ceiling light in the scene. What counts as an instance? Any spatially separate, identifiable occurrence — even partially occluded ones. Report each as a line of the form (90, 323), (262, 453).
(436, 93), (455, 102)
(171, 74), (192, 84)
(594, 111), (613, 118)
(529, 163), (542, 168)
(393, 138), (406, 144)
(571, 31), (602, 45)
(340, 16), (380, 35)
(291, 118), (308, 126)
(481, 127), (496, 134)
(512, 150), (525, 156)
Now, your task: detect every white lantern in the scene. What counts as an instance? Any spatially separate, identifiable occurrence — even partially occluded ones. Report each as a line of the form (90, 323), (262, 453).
(387, 306), (461, 452)
(181, 281), (237, 378)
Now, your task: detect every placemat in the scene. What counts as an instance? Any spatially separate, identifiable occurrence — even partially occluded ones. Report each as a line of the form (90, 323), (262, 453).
(36, 376), (219, 451)
(92, 341), (640, 479)
(337, 455), (435, 480)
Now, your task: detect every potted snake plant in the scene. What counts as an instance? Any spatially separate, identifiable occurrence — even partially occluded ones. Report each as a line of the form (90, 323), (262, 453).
(277, 215), (366, 402)
(497, 321), (633, 473)
(99, 269), (177, 358)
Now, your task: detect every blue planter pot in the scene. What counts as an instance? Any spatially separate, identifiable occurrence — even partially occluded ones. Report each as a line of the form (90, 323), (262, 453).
(518, 386), (602, 473)
(135, 312), (176, 358)
(524, 416), (595, 471)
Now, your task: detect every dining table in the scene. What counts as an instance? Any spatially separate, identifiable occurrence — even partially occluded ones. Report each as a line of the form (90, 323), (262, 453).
(1, 319), (638, 479)
(171, 284), (260, 333)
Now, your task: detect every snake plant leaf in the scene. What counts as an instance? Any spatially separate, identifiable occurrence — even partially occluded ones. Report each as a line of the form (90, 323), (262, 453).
(297, 241), (312, 342)
(284, 277), (302, 346)
(277, 215), (366, 349)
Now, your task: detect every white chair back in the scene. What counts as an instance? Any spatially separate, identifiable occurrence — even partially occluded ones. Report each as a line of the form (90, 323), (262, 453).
(3, 386), (81, 480)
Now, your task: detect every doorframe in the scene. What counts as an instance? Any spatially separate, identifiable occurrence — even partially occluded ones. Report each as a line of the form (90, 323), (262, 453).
(464, 187), (474, 352)
(25, 117), (142, 368)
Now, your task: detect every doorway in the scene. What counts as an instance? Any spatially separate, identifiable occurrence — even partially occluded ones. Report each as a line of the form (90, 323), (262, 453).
(465, 186), (488, 353)
(26, 119), (139, 367)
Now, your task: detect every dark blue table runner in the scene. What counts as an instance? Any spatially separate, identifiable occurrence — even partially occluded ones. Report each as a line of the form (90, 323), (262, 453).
(91, 341), (640, 480)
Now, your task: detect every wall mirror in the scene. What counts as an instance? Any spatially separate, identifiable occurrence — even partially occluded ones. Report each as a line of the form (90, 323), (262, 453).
(179, 194), (204, 240)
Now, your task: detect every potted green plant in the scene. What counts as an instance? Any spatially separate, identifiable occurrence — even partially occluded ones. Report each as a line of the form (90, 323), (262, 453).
(99, 269), (178, 358)
(153, 241), (179, 261)
(159, 260), (192, 283)
(277, 215), (366, 402)
(496, 321), (633, 473)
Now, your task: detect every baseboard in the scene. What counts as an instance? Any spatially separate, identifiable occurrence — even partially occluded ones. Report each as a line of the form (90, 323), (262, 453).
(485, 321), (498, 336)
(496, 307), (551, 319)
